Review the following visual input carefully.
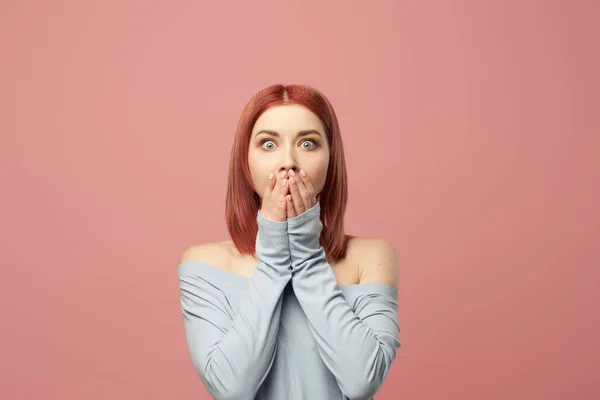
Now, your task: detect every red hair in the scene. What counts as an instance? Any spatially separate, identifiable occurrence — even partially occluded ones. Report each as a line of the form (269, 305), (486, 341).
(225, 84), (349, 262)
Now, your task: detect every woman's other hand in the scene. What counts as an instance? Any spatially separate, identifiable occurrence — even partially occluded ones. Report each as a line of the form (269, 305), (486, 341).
(285, 169), (318, 219)
(259, 171), (291, 222)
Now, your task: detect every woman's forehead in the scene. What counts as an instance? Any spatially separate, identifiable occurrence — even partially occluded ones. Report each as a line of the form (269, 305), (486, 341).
(252, 104), (324, 135)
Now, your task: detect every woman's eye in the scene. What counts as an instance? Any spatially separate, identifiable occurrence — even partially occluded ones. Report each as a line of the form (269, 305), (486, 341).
(301, 140), (317, 150)
(261, 140), (276, 150)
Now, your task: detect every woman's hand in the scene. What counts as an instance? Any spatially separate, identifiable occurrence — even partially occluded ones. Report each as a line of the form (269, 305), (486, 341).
(285, 169), (318, 218)
(259, 171), (291, 222)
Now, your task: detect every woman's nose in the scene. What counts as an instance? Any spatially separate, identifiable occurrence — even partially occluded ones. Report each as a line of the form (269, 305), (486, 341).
(280, 152), (298, 173)
(278, 166), (297, 177)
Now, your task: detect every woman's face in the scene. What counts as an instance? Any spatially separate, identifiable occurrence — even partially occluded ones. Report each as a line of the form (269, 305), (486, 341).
(248, 104), (330, 199)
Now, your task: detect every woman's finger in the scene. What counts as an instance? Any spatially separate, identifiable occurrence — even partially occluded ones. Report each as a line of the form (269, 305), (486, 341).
(295, 170), (313, 210)
(262, 171), (276, 198)
(273, 170), (287, 201)
(299, 169), (317, 205)
(288, 172), (305, 215)
(286, 194), (296, 218)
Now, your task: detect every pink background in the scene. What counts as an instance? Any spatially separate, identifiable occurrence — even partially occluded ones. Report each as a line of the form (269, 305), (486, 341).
(1, 0), (599, 399)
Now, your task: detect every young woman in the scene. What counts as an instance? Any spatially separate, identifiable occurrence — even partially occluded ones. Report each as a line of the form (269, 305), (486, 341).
(178, 84), (401, 400)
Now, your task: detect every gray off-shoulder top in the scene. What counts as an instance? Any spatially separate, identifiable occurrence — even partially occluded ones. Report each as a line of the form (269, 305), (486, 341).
(178, 202), (401, 400)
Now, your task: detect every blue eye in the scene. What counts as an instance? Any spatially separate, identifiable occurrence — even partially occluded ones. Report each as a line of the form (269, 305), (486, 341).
(301, 140), (317, 150)
(261, 140), (276, 150)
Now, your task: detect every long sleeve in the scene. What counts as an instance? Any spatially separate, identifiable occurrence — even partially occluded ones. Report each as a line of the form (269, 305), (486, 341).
(288, 202), (401, 400)
(178, 213), (292, 400)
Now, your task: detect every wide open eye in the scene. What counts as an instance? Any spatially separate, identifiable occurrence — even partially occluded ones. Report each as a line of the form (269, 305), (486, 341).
(260, 139), (276, 151)
(301, 139), (317, 150)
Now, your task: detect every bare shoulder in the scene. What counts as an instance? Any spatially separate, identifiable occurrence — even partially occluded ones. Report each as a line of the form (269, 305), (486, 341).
(178, 241), (233, 268)
(347, 237), (399, 290)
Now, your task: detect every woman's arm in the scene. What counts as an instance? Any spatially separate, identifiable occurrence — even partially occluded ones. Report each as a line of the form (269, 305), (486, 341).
(288, 202), (401, 400)
(178, 214), (291, 400)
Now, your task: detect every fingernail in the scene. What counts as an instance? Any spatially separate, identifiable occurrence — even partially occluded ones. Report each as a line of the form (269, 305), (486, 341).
(268, 172), (274, 180)
(279, 171), (286, 178)
(291, 177), (296, 184)
(289, 169), (296, 177)
(300, 170), (307, 176)
(282, 179), (287, 187)
(287, 195), (291, 200)
(280, 195), (284, 202)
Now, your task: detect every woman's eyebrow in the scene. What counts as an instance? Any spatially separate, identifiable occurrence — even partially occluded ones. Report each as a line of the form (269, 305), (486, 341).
(254, 129), (322, 138)
(297, 130), (322, 137)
